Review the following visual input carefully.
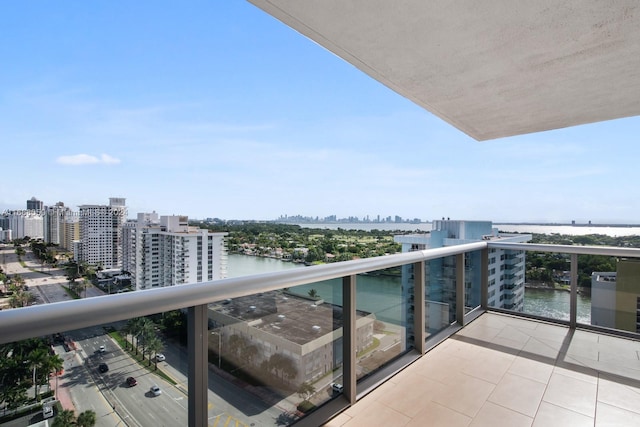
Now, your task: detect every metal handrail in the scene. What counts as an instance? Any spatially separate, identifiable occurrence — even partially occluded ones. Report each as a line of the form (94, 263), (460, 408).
(3, 240), (640, 345)
(0, 241), (486, 344)
(487, 241), (640, 257)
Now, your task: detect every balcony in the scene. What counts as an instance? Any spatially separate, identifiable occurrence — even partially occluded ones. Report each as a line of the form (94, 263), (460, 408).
(327, 312), (640, 426)
(1, 242), (640, 427)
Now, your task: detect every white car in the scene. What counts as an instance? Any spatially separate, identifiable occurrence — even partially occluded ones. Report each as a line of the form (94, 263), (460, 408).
(150, 385), (162, 396)
(99, 345), (106, 353)
(331, 382), (344, 393)
(42, 405), (54, 419)
(155, 353), (166, 362)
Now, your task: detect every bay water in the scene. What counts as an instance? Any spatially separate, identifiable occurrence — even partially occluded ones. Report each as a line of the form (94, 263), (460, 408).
(227, 254), (591, 325)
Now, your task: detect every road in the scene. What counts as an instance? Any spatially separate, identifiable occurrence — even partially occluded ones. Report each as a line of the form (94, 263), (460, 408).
(1, 244), (292, 426)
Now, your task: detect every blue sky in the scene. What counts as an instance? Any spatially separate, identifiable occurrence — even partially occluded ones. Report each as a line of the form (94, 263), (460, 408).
(2, 2), (639, 224)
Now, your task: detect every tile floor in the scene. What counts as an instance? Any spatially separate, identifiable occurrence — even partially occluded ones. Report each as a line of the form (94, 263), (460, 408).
(324, 312), (640, 426)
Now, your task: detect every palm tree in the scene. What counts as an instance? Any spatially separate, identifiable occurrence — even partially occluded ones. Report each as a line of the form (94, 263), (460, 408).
(43, 354), (64, 397)
(138, 318), (155, 358)
(121, 321), (135, 350)
(27, 348), (48, 401)
(77, 409), (97, 427)
(146, 338), (164, 369)
(125, 318), (144, 355)
(52, 409), (76, 427)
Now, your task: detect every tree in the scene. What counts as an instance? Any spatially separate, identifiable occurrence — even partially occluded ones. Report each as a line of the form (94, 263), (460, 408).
(43, 354), (64, 380)
(146, 337), (164, 369)
(138, 318), (156, 358)
(52, 409), (76, 427)
(297, 381), (316, 401)
(77, 409), (97, 427)
(307, 289), (319, 299)
(65, 262), (81, 283)
(124, 318), (145, 355)
(27, 347), (48, 401)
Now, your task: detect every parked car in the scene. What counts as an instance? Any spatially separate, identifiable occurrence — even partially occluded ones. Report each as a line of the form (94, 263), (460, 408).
(155, 353), (166, 362)
(99, 345), (106, 352)
(150, 384), (162, 396)
(42, 405), (54, 419)
(126, 376), (137, 387)
(331, 382), (344, 393)
(98, 363), (109, 373)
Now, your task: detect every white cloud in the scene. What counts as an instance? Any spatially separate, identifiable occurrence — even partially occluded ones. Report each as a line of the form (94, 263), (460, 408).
(100, 153), (121, 164)
(56, 153), (121, 166)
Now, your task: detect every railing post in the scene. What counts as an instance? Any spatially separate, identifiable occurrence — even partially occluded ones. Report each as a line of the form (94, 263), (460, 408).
(343, 275), (357, 404)
(481, 248), (489, 310)
(413, 261), (426, 354)
(456, 253), (466, 326)
(570, 254), (578, 328)
(188, 304), (208, 427)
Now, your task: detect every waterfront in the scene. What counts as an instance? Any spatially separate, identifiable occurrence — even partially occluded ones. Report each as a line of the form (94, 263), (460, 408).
(227, 254), (591, 325)
(291, 222), (640, 236)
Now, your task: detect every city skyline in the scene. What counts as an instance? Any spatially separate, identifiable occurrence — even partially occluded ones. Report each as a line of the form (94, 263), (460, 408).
(2, 2), (640, 224)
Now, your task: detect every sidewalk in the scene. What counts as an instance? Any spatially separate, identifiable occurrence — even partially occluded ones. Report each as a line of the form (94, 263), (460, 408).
(50, 346), (81, 412)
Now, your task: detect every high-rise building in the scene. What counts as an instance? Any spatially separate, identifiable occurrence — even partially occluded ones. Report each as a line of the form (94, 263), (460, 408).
(395, 220), (531, 339)
(77, 198), (127, 269)
(63, 217), (80, 252)
(26, 196), (43, 211)
(2, 210), (44, 240)
(123, 213), (228, 290)
(43, 202), (72, 247)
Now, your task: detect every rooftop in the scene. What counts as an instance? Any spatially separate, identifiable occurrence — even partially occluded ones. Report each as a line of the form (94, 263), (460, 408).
(213, 291), (370, 345)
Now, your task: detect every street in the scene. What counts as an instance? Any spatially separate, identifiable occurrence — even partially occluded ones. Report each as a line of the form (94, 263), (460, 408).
(1, 244), (290, 426)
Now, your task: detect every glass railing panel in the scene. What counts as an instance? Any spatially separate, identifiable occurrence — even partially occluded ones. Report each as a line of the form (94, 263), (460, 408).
(354, 266), (408, 380)
(207, 279), (343, 424)
(0, 315), (188, 426)
(425, 256), (457, 335)
(464, 250), (483, 315)
(487, 248), (537, 317)
(582, 255), (640, 334)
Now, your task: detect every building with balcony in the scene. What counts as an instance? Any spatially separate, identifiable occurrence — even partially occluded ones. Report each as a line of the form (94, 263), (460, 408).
(396, 220), (530, 339)
(77, 197), (127, 269)
(62, 216), (80, 252)
(43, 202), (72, 247)
(123, 213), (228, 290)
(2, 2), (640, 426)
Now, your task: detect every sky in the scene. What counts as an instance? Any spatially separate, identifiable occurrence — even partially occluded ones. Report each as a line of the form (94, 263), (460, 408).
(1, 2), (639, 224)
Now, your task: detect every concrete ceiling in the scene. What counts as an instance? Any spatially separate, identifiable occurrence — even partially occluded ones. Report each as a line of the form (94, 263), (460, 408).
(249, 1), (640, 141)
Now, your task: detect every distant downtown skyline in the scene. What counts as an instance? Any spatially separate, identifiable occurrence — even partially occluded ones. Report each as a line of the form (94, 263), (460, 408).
(2, 2), (640, 224)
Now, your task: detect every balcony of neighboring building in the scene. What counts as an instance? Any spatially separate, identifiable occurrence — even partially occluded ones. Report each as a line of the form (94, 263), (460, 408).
(2, 241), (640, 427)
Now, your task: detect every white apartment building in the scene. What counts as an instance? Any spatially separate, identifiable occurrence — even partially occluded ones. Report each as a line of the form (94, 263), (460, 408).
(2, 211), (44, 240)
(123, 213), (228, 290)
(77, 198), (127, 269)
(395, 220), (531, 339)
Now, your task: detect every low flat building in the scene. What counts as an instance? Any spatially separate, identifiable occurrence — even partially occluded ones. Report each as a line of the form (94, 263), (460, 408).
(208, 291), (374, 387)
